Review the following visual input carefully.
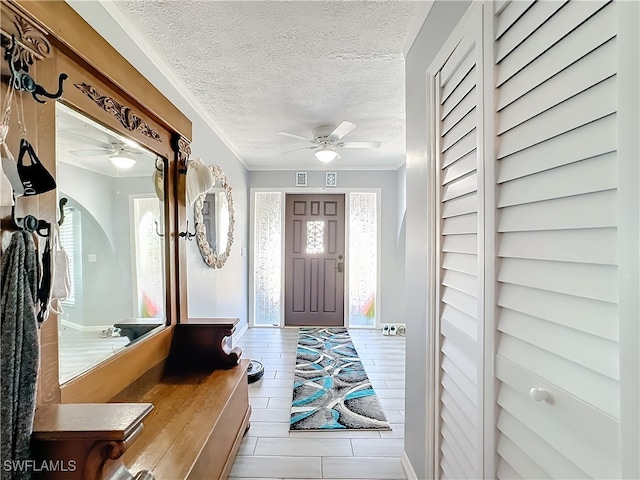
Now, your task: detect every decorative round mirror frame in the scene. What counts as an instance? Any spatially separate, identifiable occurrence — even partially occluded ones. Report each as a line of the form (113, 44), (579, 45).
(194, 165), (235, 268)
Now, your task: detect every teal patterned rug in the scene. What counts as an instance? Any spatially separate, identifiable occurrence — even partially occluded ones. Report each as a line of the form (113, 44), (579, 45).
(290, 327), (391, 431)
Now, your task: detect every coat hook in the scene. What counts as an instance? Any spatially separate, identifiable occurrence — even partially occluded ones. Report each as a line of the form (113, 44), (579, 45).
(154, 220), (164, 237)
(58, 197), (68, 226)
(5, 35), (68, 103)
(11, 203), (50, 237)
(178, 220), (195, 241)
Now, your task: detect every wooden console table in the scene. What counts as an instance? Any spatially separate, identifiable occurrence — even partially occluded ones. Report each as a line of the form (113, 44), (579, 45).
(167, 317), (242, 372)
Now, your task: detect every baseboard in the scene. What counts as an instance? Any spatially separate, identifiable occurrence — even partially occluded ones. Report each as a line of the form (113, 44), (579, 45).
(402, 451), (418, 480)
(59, 319), (111, 332)
(233, 321), (248, 343)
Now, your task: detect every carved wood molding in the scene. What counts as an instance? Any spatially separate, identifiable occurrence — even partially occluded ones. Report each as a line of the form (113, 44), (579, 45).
(172, 133), (191, 174)
(84, 439), (128, 480)
(74, 82), (163, 143)
(1, 0), (52, 71)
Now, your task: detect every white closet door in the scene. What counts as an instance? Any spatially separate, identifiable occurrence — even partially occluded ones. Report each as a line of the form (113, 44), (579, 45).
(432, 6), (484, 479)
(492, 1), (621, 478)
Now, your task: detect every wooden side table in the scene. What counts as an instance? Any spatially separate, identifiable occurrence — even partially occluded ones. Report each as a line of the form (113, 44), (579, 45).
(167, 317), (242, 372)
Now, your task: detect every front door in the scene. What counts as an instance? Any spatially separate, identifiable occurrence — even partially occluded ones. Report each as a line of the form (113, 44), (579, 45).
(284, 194), (345, 326)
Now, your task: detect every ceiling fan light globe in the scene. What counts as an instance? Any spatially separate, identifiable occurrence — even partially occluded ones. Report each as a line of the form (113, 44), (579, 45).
(315, 148), (339, 163)
(110, 154), (136, 170)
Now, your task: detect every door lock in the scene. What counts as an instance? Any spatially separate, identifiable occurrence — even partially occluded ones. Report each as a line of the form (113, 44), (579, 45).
(337, 261), (344, 273)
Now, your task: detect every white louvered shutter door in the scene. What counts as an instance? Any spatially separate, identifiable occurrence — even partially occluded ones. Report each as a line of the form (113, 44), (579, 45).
(433, 6), (484, 479)
(492, 1), (621, 478)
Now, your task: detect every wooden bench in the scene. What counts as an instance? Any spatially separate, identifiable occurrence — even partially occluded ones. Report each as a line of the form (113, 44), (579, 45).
(112, 359), (250, 479)
(32, 318), (250, 480)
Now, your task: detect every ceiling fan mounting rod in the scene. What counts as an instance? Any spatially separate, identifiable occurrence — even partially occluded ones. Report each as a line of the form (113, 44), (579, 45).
(312, 125), (336, 139)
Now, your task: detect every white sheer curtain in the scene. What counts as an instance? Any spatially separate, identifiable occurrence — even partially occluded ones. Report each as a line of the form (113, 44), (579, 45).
(253, 192), (282, 326)
(348, 192), (377, 327)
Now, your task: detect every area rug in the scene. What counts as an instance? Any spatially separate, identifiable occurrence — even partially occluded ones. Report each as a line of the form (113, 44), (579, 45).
(290, 327), (391, 431)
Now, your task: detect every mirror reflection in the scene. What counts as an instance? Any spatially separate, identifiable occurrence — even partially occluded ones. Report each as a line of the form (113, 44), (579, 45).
(201, 188), (229, 254)
(55, 103), (166, 384)
(194, 165), (235, 269)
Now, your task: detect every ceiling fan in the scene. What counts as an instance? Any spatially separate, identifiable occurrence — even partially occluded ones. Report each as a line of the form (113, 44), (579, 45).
(278, 121), (381, 163)
(59, 130), (146, 170)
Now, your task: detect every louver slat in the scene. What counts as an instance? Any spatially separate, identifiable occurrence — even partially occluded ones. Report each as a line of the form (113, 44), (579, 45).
(497, 114), (616, 183)
(495, 0), (535, 40)
(497, 39), (616, 134)
(496, 0), (611, 86)
(496, 1), (568, 63)
(497, 76), (616, 159)
(497, 6), (616, 111)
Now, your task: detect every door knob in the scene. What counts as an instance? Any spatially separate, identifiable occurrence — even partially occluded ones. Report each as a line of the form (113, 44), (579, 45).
(337, 261), (344, 273)
(529, 387), (550, 402)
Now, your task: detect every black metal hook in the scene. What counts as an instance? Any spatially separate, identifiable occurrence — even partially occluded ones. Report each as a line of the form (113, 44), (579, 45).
(154, 220), (164, 237)
(58, 197), (68, 226)
(178, 220), (195, 241)
(11, 203), (50, 237)
(4, 34), (67, 103)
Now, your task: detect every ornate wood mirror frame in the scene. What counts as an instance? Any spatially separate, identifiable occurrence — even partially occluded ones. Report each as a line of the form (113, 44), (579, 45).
(0, 0), (192, 405)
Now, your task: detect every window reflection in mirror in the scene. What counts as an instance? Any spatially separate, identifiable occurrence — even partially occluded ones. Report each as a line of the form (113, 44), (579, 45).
(55, 103), (166, 384)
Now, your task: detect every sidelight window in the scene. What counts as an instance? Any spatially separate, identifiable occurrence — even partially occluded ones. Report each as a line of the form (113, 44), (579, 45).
(253, 192), (282, 326)
(348, 192), (377, 327)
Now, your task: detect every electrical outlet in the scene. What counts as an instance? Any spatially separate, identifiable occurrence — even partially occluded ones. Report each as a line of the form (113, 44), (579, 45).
(88, 254), (97, 263)
(241, 247), (247, 257)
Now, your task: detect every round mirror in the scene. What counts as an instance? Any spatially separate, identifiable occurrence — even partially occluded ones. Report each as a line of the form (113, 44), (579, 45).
(194, 165), (235, 268)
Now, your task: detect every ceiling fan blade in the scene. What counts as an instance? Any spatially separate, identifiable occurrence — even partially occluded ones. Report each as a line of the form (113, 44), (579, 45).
(59, 130), (114, 150)
(339, 141), (381, 149)
(70, 149), (113, 157)
(329, 121), (356, 141)
(281, 146), (318, 154)
(277, 131), (316, 143)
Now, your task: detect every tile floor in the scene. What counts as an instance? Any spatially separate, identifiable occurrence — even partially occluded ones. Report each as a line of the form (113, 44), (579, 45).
(229, 327), (407, 480)
(58, 325), (130, 383)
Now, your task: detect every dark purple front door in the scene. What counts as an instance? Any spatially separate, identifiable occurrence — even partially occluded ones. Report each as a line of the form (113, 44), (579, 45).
(284, 194), (345, 326)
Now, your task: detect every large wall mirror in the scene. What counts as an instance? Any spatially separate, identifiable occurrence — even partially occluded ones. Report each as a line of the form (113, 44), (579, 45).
(55, 102), (167, 383)
(194, 165), (234, 268)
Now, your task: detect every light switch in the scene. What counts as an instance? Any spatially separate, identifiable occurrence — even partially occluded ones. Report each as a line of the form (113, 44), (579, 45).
(241, 247), (247, 257)
(88, 254), (97, 263)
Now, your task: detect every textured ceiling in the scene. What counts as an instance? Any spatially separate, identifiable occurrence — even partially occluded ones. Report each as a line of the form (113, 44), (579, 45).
(114, 1), (422, 170)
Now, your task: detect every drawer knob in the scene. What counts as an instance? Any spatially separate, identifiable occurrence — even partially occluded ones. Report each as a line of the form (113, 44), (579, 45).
(529, 387), (550, 402)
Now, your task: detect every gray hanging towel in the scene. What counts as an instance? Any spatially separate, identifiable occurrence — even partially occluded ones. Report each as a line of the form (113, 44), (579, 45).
(1, 231), (40, 480)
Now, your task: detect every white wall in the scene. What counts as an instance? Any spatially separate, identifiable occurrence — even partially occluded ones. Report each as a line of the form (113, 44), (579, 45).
(68, 1), (250, 332)
(404, 1), (471, 478)
(396, 164), (406, 322)
(249, 169), (404, 328)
